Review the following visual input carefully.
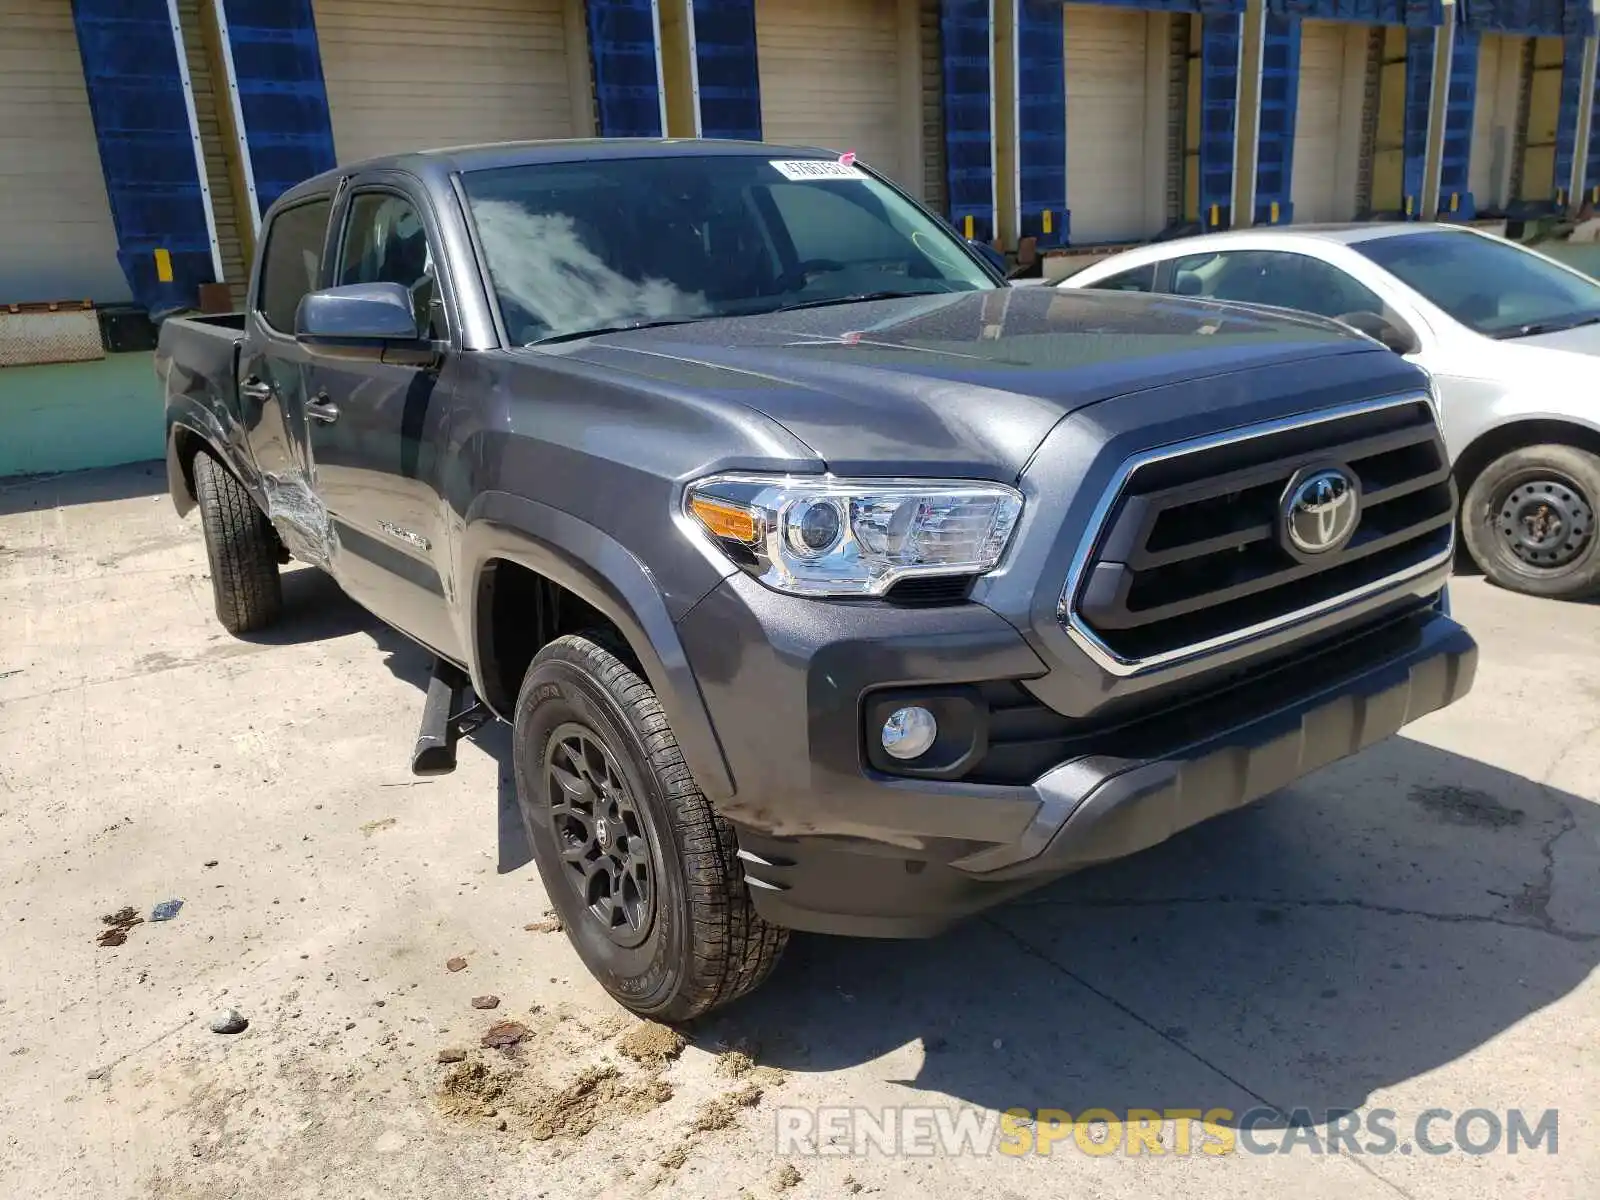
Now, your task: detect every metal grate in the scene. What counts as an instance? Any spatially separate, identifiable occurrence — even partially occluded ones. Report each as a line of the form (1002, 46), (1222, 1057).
(1063, 396), (1455, 669)
(0, 304), (105, 368)
(885, 574), (973, 606)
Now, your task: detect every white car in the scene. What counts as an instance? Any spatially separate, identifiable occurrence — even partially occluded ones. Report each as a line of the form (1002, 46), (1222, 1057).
(1058, 223), (1600, 600)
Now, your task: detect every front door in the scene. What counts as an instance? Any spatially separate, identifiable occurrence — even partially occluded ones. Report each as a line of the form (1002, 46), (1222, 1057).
(303, 183), (461, 660)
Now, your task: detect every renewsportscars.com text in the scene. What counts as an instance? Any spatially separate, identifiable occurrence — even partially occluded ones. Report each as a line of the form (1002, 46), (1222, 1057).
(774, 1106), (1559, 1158)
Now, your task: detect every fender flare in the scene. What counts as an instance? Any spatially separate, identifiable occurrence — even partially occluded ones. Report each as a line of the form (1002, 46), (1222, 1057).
(164, 399), (236, 518)
(459, 491), (736, 801)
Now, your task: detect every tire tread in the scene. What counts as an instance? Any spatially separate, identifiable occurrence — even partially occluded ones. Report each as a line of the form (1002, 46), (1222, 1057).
(194, 452), (282, 633)
(528, 634), (786, 1020)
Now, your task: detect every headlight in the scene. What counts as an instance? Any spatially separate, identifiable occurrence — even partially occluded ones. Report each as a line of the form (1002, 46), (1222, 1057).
(685, 474), (1023, 597)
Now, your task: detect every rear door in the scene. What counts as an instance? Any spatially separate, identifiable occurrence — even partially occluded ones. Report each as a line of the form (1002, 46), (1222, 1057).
(302, 176), (462, 660)
(239, 195), (337, 567)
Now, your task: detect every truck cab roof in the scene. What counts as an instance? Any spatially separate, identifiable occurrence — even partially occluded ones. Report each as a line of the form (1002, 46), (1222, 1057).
(273, 138), (851, 208)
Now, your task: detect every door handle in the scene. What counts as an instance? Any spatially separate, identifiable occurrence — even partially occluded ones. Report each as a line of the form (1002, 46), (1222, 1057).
(306, 396), (340, 425)
(240, 377), (272, 402)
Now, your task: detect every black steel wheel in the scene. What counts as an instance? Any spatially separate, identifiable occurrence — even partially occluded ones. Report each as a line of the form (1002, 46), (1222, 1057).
(1490, 474), (1592, 570)
(1463, 443), (1600, 600)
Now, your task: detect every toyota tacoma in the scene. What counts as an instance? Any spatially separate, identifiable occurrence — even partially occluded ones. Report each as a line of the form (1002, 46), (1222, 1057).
(157, 140), (1476, 1018)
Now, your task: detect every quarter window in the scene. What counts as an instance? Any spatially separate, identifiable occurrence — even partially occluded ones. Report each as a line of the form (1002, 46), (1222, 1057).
(256, 199), (332, 332)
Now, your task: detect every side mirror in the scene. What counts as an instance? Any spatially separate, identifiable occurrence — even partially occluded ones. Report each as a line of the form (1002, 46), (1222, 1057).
(296, 282), (420, 352)
(1335, 310), (1420, 356)
(967, 239), (1008, 276)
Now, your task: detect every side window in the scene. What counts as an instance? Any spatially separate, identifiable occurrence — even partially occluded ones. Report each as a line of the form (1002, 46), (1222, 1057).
(336, 193), (446, 339)
(1169, 250), (1386, 321)
(1086, 263), (1156, 293)
(257, 199), (332, 332)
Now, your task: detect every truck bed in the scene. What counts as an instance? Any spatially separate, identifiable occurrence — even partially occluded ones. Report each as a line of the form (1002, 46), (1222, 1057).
(156, 313), (246, 449)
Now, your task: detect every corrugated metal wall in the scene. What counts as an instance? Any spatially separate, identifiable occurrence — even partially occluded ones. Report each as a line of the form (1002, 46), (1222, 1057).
(1519, 33), (1563, 199)
(0, 0), (127, 304)
(941, 0), (995, 242)
(178, 0), (248, 307)
(1167, 11), (1191, 224)
(1364, 24), (1398, 213)
(921, 0), (947, 216)
(73, 0), (218, 313)
(313, 0), (591, 164)
(755, 0), (908, 185)
(1063, 5), (1154, 243)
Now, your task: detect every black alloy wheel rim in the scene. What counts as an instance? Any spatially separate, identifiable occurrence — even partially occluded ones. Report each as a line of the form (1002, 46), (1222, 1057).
(544, 723), (654, 948)
(1493, 473), (1593, 572)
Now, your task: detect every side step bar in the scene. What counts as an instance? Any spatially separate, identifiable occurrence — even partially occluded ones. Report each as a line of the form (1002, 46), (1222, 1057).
(411, 659), (491, 776)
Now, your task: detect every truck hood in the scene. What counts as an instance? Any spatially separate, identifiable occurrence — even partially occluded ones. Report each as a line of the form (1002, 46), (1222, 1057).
(550, 287), (1384, 478)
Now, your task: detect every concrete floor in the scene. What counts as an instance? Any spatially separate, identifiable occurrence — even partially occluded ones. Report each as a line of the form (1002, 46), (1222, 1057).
(2, 463), (1598, 1199)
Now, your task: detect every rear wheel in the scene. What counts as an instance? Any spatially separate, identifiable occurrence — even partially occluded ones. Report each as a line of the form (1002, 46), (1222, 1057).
(1461, 444), (1600, 600)
(512, 633), (786, 1020)
(193, 452), (282, 633)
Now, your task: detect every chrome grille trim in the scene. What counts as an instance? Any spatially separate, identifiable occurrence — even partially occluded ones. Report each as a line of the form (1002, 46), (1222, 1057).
(1057, 392), (1454, 678)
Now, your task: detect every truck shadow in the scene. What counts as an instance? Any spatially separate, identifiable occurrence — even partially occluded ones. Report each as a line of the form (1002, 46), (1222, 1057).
(253, 566), (538, 871)
(696, 736), (1599, 1134)
(240, 566), (377, 645)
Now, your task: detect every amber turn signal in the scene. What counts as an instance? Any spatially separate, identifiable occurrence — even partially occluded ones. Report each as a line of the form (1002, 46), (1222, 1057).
(689, 495), (761, 545)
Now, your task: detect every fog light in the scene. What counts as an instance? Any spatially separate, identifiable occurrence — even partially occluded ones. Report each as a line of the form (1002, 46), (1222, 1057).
(882, 706), (938, 760)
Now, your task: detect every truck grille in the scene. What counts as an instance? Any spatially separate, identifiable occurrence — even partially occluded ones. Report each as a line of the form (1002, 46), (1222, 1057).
(1061, 395), (1454, 670)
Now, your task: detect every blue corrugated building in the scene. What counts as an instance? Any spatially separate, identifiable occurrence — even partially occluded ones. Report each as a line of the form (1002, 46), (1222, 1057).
(2, 0), (1599, 476)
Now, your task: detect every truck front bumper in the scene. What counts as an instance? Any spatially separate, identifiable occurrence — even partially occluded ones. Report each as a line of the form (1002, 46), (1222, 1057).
(675, 575), (1475, 938)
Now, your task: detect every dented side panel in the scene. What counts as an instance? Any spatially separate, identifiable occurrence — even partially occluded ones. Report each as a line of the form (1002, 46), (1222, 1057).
(260, 468), (335, 569)
(235, 308), (336, 568)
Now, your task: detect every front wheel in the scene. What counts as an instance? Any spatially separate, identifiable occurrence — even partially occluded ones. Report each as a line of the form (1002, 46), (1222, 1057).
(512, 633), (787, 1020)
(1461, 443), (1600, 600)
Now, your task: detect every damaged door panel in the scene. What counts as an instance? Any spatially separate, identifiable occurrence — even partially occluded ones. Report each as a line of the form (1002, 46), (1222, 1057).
(239, 194), (339, 568)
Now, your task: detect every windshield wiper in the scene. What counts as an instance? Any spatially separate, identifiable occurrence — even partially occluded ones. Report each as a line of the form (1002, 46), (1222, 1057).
(758, 290), (954, 315)
(527, 317), (706, 346)
(1495, 313), (1600, 339)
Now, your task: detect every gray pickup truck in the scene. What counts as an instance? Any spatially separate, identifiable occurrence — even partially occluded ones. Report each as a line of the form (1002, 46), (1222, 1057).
(158, 139), (1477, 1019)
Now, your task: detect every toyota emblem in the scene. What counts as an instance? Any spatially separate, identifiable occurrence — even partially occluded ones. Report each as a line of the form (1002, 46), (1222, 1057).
(1282, 466), (1361, 556)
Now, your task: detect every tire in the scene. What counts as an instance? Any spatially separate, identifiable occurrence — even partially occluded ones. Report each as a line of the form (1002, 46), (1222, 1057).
(512, 633), (787, 1020)
(1461, 443), (1600, 600)
(193, 451), (283, 634)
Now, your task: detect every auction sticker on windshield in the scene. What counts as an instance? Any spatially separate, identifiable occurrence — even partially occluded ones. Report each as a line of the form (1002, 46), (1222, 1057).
(769, 160), (866, 181)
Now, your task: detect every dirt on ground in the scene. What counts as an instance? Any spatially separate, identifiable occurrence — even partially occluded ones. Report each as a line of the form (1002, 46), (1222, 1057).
(437, 1056), (673, 1140)
(617, 1020), (687, 1069)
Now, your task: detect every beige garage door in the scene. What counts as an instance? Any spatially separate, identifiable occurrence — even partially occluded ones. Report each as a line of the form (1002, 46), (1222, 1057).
(1064, 5), (1149, 243)
(1291, 20), (1354, 224)
(313, 0), (591, 165)
(756, 0), (911, 192)
(0, 0), (128, 303)
(1469, 33), (1527, 209)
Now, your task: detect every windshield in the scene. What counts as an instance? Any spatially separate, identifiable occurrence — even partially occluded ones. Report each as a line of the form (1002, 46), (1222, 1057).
(1353, 230), (1600, 338)
(459, 155), (997, 343)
